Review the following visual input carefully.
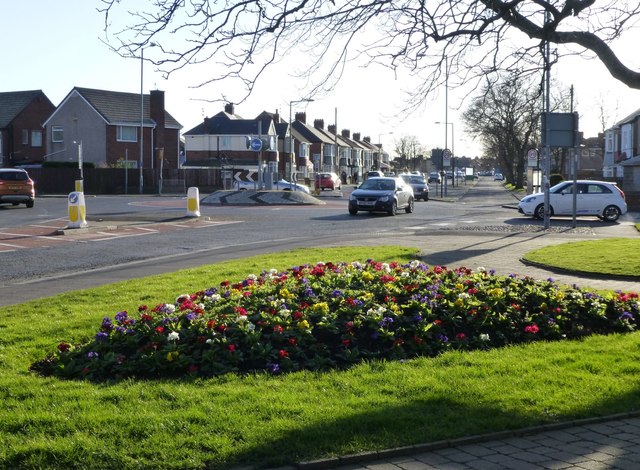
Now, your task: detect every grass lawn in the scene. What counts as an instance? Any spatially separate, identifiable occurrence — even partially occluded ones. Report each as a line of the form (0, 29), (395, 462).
(2, 245), (640, 469)
(522, 238), (640, 277)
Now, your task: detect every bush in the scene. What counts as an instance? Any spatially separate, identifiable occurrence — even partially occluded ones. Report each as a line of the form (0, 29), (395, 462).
(32, 260), (640, 381)
(550, 174), (564, 186)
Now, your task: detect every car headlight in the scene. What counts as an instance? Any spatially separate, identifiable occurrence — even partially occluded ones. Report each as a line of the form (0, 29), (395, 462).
(349, 194), (357, 201)
(520, 196), (536, 203)
(379, 195), (390, 202)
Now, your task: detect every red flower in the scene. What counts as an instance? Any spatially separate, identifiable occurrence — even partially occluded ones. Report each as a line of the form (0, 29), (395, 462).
(341, 339), (351, 347)
(468, 288), (478, 295)
(243, 291), (251, 297)
(188, 364), (199, 373)
(227, 344), (236, 352)
(279, 349), (289, 358)
(293, 311), (304, 320)
(207, 320), (216, 329)
(288, 338), (297, 346)
(455, 333), (466, 341)
(380, 274), (396, 283)
(57, 343), (71, 353)
(524, 324), (539, 334)
(273, 325), (284, 334)
(220, 280), (230, 287)
(413, 336), (424, 345)
(233, 307), (247, 316)
(155, 326), (165, 333)
(138, 305), (148, 312)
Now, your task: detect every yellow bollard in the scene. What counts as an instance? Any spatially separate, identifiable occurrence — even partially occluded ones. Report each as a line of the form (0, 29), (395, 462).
(75, 179), (84, 192)
(67, 191), (87, 228)
(186, 187), (200, 217)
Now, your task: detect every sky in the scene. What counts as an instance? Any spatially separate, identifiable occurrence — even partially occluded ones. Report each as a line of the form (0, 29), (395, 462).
(3, 1), (640, 159)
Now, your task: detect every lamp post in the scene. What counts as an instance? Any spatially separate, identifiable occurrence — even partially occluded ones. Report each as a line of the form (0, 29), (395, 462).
(435, 121), (454, 186)
(289, 98), (314, 189)
(140, 43), (156, 194)
(378, 131), (393, 172)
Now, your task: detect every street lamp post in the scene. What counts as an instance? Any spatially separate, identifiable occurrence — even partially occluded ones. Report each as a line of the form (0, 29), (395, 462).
(140, 43), (156, 194)
(378, 131), (393, 172)
(289, 99), (314, 190)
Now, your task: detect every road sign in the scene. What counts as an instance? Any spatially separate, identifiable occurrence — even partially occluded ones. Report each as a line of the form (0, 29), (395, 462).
(249, 138), (263, 152)
(527, 148), (539, 167)
(442, 148), (452, 168)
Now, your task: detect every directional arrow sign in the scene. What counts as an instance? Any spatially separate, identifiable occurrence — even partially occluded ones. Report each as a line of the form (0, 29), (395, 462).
(250, 138), (263, 152)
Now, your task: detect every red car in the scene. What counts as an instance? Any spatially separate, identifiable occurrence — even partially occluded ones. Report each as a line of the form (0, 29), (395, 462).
(315, 172), (342, 191)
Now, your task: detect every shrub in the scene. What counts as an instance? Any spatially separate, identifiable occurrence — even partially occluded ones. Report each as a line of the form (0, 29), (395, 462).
(32, 260), (639, 381)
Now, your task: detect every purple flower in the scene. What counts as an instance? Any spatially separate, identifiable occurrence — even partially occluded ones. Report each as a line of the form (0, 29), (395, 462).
(413, 314), (423, 323)
(95, 332), (109, 341)
(620, 312), (634, 321)
(87, 351), (99, 359)
(186, 312), (197, 322)
(114, 311), (128, 323)
(437, 334), (449, 343)
(101, 317), (113, 331)
(331, 290), (343, 298)
(267, 363), (281, 374)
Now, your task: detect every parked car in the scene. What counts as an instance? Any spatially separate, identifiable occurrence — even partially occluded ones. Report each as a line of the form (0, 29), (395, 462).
(400, 173), (429, 201)
(518, 180), (627, 222)
(366, 170), (383, 179)
(428, 171), (441, 184)
(494, 173), (504, 181)
(0, 168), (35, 208)
(234, 179), (311, 194)
(315, 172), (342, 191)
(349, 177), (414, 216)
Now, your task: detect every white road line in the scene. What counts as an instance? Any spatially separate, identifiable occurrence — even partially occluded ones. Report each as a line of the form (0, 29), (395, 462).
(133, 227), (159, 232)
(0, 242), (23, 248)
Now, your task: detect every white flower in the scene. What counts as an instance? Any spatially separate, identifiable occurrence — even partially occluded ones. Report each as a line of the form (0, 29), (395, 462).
(409, 260), (420, 269)
(207, 293), (221, 302)
(206, 338), (214, 344)
(400, 272), (410, 278)
(247, 323), (256, 332)
(381, 263), (391, 273)
(237, 314), (248, 323)
(479, 333), (490, 342)
(476, 267), (486, 273)
(351, 261), (363, 269)
(167, 331), (180, 341)
(247, 273), (258, 281)
(164, 304), (176, 314)
(269, 269), (278, 276)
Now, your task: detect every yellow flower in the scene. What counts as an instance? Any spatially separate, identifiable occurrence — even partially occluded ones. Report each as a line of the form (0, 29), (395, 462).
(280, 288), (295, 300)
(362, 271), (374, 281)
(298, 320), (310, 329)
(166, 351), (179, 362)
(312, 302), (329, 315)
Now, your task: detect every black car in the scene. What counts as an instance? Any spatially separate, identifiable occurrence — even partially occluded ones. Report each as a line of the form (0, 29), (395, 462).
(348, 177), (414, 216)
(400, 174), (429, 201)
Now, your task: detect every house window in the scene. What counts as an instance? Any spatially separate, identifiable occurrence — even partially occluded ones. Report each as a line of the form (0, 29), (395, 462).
(52, 126), (64, 143)
(22, 129), (29, 145)
(220, 136), (232, 149)
(31, 131), (42, 147)
(117, 126), (138, 142)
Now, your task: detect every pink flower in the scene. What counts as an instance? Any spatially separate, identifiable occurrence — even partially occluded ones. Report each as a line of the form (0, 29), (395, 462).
(524, 324), (539, 334)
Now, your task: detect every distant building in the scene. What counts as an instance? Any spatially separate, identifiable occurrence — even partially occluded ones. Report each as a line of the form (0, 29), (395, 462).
(0, 90), (55, 166)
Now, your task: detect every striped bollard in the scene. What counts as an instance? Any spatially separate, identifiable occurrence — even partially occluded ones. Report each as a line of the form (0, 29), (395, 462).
(186, 187), (200, 217)
(67, 191), (87, 228)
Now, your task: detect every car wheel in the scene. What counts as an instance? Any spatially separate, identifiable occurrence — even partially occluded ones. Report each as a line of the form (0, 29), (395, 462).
(423, 195), (429, 201)
(602, 205), (621, 222)
(348, 208), (358, 215)
(534, 203), (548, 220)
(388, 201), (398, 216)
(405, 197), (414, 214)
(26, 200), (34, 208)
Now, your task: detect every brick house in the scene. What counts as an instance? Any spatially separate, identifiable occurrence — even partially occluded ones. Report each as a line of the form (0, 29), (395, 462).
(0, 90), (55, 166)
(43, 87), (181, 169)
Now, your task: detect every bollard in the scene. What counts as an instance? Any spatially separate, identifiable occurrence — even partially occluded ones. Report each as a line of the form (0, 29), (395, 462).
(186, 187), (200, 217)
(67, 191), (87, 228)
(75, 179), (84, 192)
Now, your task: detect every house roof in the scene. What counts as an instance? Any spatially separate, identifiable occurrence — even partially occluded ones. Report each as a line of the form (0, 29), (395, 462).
(292, 120), (335, 144)
(45, 87), (181, 128)
(184, 111), (276, 136)
(614, 107), (640, 127)
(0, 90), (49, 128)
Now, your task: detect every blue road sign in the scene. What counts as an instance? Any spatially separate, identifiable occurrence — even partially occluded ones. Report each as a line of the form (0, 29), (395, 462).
(250, 138), (263, 152)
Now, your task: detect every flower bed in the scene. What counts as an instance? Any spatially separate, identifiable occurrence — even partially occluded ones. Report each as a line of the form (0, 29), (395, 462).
(33, 260), (639, 380)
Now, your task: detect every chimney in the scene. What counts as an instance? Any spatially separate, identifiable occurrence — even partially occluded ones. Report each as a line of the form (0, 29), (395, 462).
(341, 129), (351, 139)
(353, 132), (361, 141)
(150, 90), (165, 155)
(314, 119), (324, 130)
(363, 136), (371, 143)
(224, 103), (234, 115)
(274, 110), (280, 123)
(295, 112), (306, 124)
(328, 124), (336, 134)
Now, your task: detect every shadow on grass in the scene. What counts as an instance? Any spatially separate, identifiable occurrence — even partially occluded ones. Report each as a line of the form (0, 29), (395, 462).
(226, 391), (640, 469)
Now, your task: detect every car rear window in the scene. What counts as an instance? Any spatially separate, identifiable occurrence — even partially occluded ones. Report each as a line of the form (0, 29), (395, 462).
(0, 171), (28, 181)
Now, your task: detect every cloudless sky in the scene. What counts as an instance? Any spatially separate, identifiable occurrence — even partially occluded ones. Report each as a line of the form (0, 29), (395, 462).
(3, 1), (639, 159)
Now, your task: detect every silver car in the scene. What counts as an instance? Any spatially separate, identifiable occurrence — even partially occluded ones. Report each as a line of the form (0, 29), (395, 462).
(518, 180), (627, 222)
(348, 177), (414, 216)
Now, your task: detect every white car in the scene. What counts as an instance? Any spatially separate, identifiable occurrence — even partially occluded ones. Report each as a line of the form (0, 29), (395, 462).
(518, 180), (627, 222)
